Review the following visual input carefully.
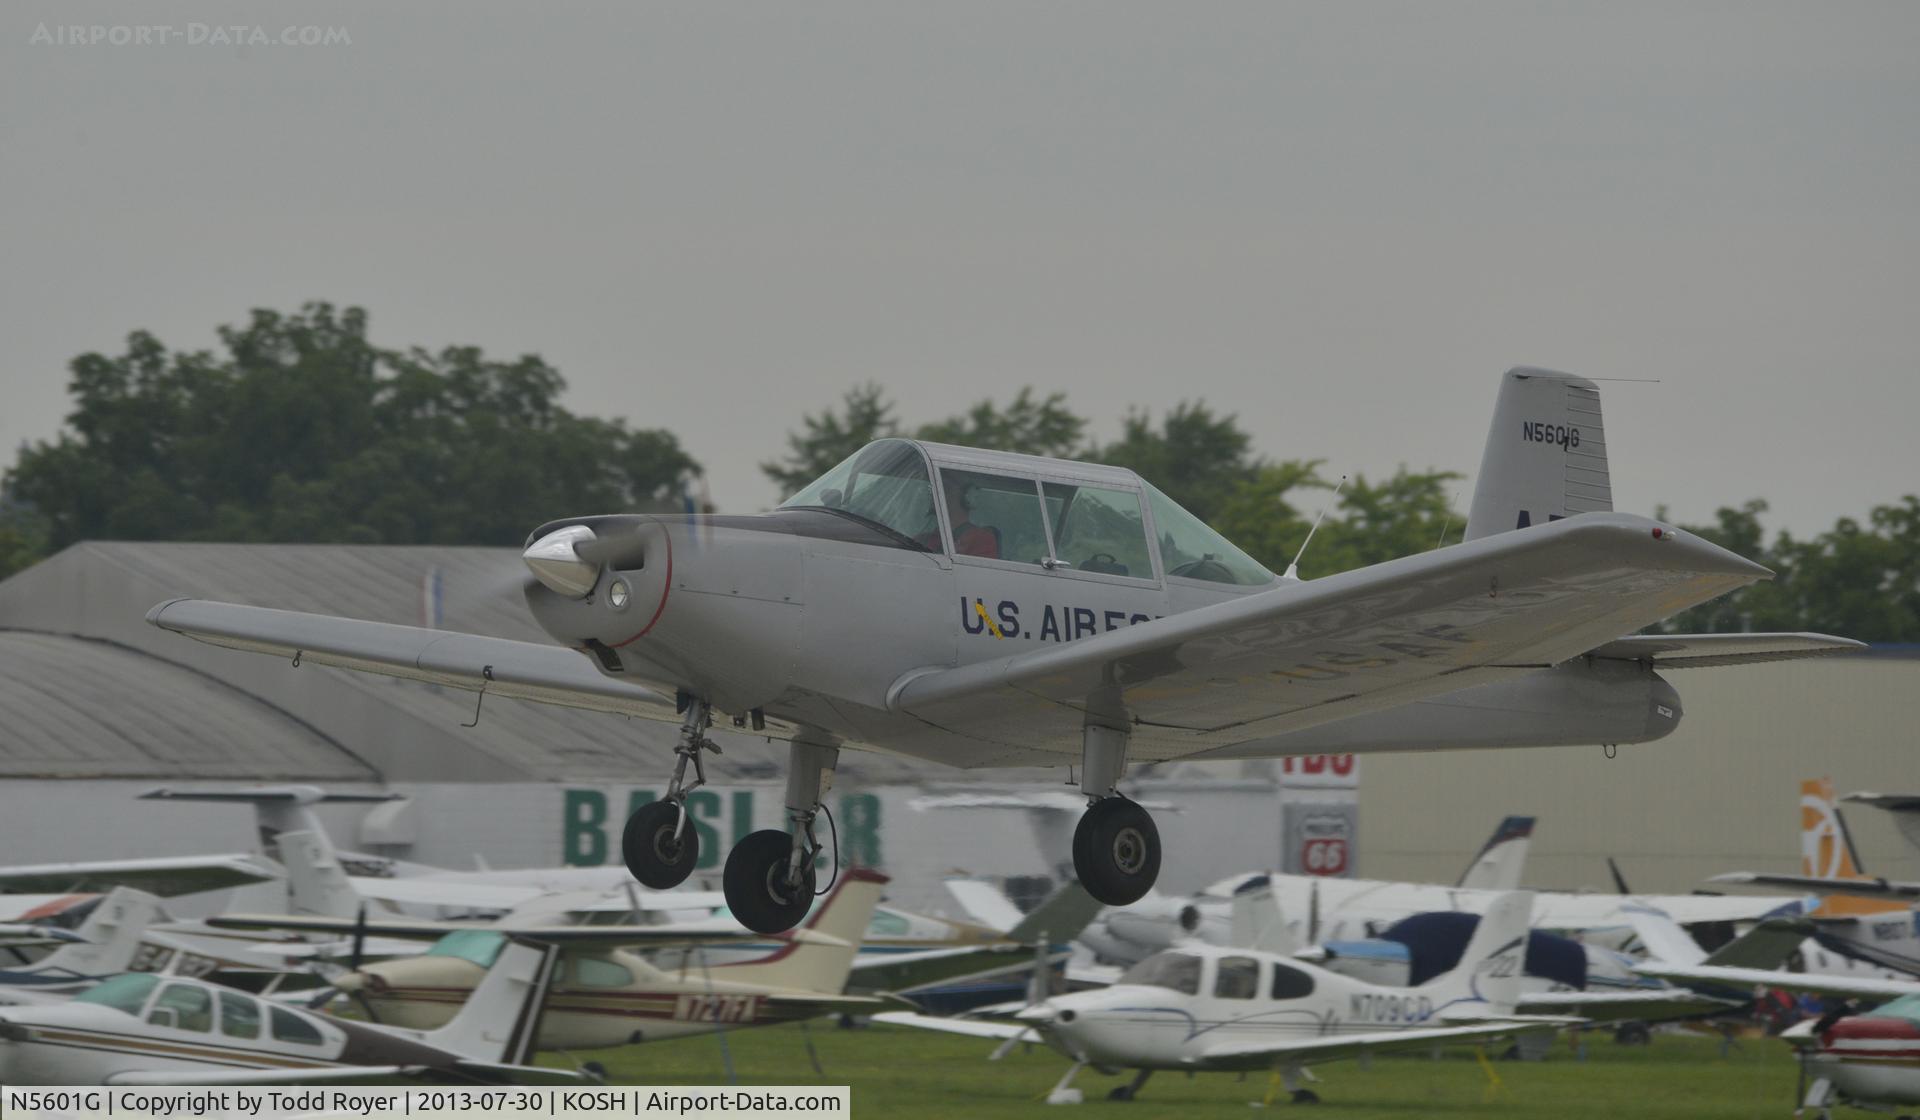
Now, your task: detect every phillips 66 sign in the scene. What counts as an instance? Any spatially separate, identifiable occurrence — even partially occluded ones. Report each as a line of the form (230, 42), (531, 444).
(1280, 754), (1358, 878)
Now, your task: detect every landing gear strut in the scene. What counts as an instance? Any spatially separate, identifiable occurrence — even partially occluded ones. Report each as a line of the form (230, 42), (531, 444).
(1071, 724), (1161, 906)
(724, 736), (838, 933)
(621, 700), (718, 889)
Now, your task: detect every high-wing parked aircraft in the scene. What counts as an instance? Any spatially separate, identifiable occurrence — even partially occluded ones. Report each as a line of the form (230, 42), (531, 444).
(147, 370), (1860, 932)
(1710, 779), (1920, 974)
(879, 891), (1572, 1104)
(0, 934), (591, 1085)
(218, 871), (891, 1051)
(0, 889), (164, 1006)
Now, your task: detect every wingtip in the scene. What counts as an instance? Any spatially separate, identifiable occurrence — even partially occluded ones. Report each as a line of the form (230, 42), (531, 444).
(144, 597), (192, 627)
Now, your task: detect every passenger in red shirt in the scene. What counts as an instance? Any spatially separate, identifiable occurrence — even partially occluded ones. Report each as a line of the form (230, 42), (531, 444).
(924, 478), (1001, 558)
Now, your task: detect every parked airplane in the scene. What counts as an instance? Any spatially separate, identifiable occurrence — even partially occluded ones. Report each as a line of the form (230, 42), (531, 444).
(0, 932), (591, 1085)
(1709, 779), (1920, 974)
(880, 891), (1572, 1103)
(0, 889), (164, 1006)
(148, 370), (1859, 931)
(220, 870), (892, 1051)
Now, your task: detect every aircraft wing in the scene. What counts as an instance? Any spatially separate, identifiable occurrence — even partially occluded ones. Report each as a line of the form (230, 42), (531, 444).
(872, 1010), (1040, 1044)
(205, 913), (761, 947)
(0, 924), (85, 950)
(1632, 963), (1920, 1003)
(1190, 1021), (1558, 1069)
(1708, 872), (1920, 901)
(108, 1066), (418, 1086)
(1532, 892), (1797, 931)
(1517, 989), (1739, 1022)
(145, 599), (675, 719)
(0, 854), (280, 897)
(850, 944), (1044, 995)
(347, 877), (546, 911)
(1585, 632), (1864, 668)
(1006, 882), (1103, 945)
(886, 514), (1774, 759)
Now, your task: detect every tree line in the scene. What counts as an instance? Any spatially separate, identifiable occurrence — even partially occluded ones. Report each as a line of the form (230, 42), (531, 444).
(2, 304), (1912, 641)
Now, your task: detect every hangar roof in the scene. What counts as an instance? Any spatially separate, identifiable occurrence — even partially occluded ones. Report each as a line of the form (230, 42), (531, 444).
(0, 541), (941, 784)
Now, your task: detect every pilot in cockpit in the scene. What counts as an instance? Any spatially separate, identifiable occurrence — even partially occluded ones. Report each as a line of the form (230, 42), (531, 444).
(923, 475), (1001, 559)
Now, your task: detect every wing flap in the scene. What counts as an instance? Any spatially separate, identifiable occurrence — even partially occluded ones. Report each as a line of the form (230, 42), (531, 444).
(145, 599), (673, 718)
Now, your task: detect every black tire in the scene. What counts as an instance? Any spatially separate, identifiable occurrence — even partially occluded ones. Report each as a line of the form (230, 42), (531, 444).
(1107, 1087), (1134, 1102)
(1292, 1089), (1320, 1105)
(1073, 798), (1161, 906)
(622, 800), (699, 889)
(724, 829), (816, 933)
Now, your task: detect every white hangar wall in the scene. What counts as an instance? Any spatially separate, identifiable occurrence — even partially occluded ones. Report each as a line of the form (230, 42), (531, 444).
(1355, 653), (1920, 894)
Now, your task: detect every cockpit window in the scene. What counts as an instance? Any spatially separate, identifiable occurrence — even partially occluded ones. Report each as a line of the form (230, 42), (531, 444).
(150, 983), (214, 1032)
(1145, 483), (1274, 586)
(1876, 993), (1920, 1025)
(778, 440), (938, 549)
(74, 972), (161, 1015)
(426, 930), (507, 969)
(938, 470), (1048, 566)
(1043, 483), (1152, 578)
(1118, 951), (1203, 995)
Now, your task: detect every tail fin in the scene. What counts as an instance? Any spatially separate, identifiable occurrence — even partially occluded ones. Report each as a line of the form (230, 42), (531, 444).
(1456, 816), (1536, 891)
(34, 887), (164, 980)
(1463, 369), (1612, 541)
(1228, 875), (1298, 955)
(139, 786), (401, 863)
(711, 870), (886, 993)
(419, 937), (558, 1065)
(277, 829), (363, 919)
(1800, 778), (1903, 917)
(1423, 890), (1533, 1019)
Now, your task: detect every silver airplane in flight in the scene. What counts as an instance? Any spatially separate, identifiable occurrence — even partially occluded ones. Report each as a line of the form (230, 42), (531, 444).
(148, 370), (1858, 933)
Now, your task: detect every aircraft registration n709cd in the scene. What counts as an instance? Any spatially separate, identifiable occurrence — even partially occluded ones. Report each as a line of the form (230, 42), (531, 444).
(147, 369), (1861, 933)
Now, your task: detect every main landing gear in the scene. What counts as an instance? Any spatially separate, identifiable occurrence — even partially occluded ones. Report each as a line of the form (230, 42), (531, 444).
(1071, 725), (1161, 906)
(619, 698), (836, 934)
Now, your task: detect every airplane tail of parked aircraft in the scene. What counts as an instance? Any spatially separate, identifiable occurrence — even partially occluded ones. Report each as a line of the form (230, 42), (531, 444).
(277, 829), (364, 920)
(1464, 369), (1611, 541)
(419, 936), (559, 1066)
(1229, 875), (1298, 955)
(139, 785), (402, 865)
(1801, 778), (1907, 918)
(1423, 890), (1533, 1019)
(1456, 816), (1536, 891)
(35, 887), (164, 981)
(714, 869), (886, 993)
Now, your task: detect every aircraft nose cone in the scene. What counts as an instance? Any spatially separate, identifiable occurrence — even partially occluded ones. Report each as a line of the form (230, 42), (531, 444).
(523, 525), (600, 598)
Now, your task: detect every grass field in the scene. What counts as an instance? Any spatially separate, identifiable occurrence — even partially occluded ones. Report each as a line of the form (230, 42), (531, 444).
(559, 1022), (1808, 1118)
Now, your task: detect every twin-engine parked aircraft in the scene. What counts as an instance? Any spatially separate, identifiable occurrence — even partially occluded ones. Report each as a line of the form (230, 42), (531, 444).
(0, 934), (591, 1085)
(148, 370), (1859, 932)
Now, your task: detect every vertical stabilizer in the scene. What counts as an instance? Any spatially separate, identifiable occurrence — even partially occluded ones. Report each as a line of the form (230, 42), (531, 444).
(419, 937), (558, 1065)
(32, 887), (164, 981)
(1801, 778), (1904, 917)
(278, 829), (363, 919)
(1456, 816), (1536, 891)
(1463, 369), (1611, 541)
(710, 870), (886, 993)
(1228, 875), (1298, 955)
(1424, 890), (1533, 1019)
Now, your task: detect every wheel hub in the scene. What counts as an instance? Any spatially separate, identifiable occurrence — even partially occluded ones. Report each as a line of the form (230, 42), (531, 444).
(1112, 826), (1146, 875)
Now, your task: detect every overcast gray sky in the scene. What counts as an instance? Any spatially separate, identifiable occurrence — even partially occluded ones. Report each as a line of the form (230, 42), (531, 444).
(4, 2), (1915, 535)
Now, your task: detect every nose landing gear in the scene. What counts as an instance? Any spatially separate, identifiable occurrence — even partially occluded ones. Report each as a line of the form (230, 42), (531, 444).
(621, 699), (719, 889)
(1071, 724), (1161, 906)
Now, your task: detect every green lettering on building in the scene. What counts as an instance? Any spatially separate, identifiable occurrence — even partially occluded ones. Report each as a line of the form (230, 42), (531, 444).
(563, 789), (608, 866)
(839, 792), (882, 867)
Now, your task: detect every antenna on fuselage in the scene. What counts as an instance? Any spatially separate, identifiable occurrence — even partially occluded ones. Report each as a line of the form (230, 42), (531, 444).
(1282, 475), (1346, 582)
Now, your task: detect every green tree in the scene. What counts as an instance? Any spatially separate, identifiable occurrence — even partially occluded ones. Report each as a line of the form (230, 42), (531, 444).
(5, 303), (699, 552)
(759, 384), (900, 498)
(1089, 402), (1254, 523)
(914, 388), (1086, 459)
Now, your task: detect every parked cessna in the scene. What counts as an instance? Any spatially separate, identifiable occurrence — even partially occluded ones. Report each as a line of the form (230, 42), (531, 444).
(879, 891), (1572, 1103)
(148, 370), (1859, 932)
(217, 870), (892, 1051)
(0, 933), (591, 1085)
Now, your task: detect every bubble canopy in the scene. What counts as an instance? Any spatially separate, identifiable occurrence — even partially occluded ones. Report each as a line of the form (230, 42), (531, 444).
(778, 439), (1275, 586)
